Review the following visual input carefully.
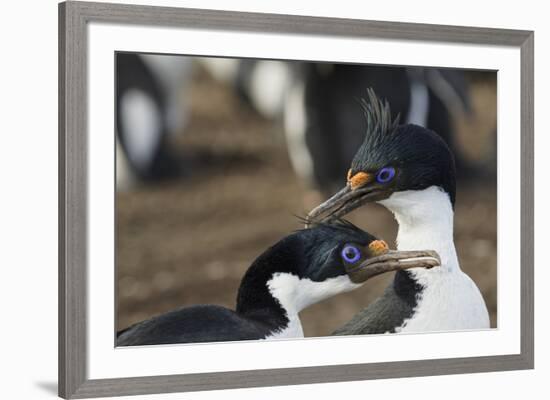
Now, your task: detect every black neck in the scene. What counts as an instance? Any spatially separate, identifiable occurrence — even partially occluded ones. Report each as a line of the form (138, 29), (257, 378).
(235, 238), (302, 331)
(333, 270), (424, 335)
(392, 270), (424, 306)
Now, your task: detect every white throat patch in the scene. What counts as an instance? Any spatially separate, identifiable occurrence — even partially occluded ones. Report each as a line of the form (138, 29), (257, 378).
(264, 273), (361, 339)
(378, 186), (457, 271)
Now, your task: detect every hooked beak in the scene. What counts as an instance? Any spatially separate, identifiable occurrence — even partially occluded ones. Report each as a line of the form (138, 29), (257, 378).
(346, 250), (441, 283)
(306, 183), (390, 227)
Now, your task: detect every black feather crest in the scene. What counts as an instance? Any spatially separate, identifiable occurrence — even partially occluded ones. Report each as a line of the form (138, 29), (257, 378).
(351, 88), (402, 173)
(295, 215), (369, 237)
(359, 88), (400, 142)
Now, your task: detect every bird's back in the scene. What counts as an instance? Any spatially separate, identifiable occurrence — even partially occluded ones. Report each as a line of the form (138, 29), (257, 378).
(117, 305), (273, 346)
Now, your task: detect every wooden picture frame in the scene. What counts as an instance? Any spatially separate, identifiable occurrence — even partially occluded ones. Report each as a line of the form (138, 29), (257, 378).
(59, 1), (534, 398)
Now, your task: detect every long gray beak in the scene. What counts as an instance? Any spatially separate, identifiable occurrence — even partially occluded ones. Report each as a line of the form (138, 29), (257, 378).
(306, 185), (389, 227)
(346, 250), (441, 283)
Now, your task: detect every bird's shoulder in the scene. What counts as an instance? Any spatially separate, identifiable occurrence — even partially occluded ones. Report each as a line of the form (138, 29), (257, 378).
(117, 304), (270, 346)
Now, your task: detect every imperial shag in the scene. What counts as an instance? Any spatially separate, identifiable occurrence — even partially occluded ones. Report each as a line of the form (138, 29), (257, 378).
(117, 220), (439, 346)
(283, 64), (472, 194)
(307, 89), (489, 334)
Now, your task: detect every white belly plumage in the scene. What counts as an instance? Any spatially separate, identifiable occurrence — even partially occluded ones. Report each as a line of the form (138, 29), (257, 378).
(396, 270), (490, 333)
(379, 187), (491, 333)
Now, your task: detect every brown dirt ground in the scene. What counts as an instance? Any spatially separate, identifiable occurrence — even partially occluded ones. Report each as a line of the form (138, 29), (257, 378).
(116, 66), (497, 337)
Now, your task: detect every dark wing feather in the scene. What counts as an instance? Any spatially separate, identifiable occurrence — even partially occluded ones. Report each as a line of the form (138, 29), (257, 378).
(117, 305), (271, 346)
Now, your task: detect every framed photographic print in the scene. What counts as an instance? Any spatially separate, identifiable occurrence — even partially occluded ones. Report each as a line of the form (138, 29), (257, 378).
(59, 1), (534, 398)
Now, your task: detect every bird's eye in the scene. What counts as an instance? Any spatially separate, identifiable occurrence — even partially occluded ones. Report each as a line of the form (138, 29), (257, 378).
(341, 244), (361, 264)
(376, 167), (396, 184)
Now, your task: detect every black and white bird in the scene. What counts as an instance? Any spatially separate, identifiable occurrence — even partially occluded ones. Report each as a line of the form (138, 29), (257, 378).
(284, 64), (471, 194)
(117, 220), (439, 346)
(307, 89), (489, 334)
(116, 53), (192, 189)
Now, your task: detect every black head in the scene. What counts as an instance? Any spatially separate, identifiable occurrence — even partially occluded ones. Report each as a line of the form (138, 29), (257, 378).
(289, 220), (381, 282)
(291, 220), (439, 283)
(238, 220), (380, 289)
(236, 219), (440, 316)
(307, 89), (456, 224)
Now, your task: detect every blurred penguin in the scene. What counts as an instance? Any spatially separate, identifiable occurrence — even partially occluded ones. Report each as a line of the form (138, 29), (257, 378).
(198, 57), (294, 120)
(283, 64), (472, 194)
(116, 53), (193, 190)
(195, 58), (476, 194)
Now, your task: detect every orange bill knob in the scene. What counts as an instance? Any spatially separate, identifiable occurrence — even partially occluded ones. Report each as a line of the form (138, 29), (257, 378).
(347, 170), (372, 190)
(368, 240), (389, 256)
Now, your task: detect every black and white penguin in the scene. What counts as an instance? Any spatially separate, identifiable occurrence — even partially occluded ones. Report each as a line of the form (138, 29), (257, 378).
(116, 53), (192, 189)
(306, 89), (489, 334)
(198, 57), (294, 120)
(284, 64), (471, 194)
(117, 220), (439, 346)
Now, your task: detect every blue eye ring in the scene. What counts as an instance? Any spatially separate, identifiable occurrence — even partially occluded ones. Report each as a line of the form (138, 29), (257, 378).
(341, 245), (361, 264)
(376, 167), (396, 184)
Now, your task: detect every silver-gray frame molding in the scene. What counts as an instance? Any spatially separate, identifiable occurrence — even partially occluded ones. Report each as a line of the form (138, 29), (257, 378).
(59, 1), (534, 398)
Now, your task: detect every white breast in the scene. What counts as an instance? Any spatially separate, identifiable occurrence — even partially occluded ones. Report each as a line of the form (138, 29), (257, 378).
(397, 270), (490, 333)
(262, 314), (305, 340)
(379, 186), (490, 332)
(264, 273), (361, 340)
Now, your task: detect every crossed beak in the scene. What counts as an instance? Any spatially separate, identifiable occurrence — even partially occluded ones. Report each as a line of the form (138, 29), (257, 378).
(308, 173), (441, 281)
(347, 249), (441, 284)
(306, 172), (391, 227)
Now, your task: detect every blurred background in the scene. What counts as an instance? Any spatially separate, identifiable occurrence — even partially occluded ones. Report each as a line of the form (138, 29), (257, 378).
(115, 53), (497, 336)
